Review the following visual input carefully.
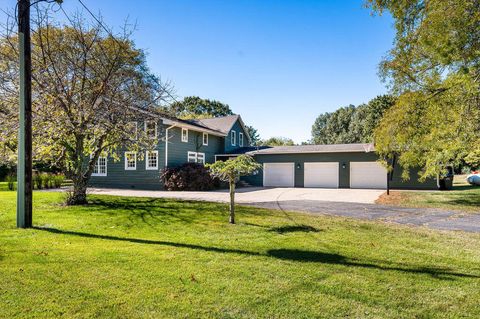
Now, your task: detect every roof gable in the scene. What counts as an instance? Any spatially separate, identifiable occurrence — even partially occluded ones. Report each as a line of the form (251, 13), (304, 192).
(189, 115), (251, 142)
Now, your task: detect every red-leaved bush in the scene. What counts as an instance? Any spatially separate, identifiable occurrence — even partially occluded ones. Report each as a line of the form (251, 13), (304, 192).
(161, 163), (219, 191)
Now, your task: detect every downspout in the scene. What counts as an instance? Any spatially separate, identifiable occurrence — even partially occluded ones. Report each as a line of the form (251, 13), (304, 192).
(165, 125), (175, 167)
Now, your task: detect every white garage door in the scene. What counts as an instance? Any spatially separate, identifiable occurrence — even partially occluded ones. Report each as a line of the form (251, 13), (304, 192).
(263, 163), (295, 187)
(304, 162), (339, 188)
(350, 162), (387, 189)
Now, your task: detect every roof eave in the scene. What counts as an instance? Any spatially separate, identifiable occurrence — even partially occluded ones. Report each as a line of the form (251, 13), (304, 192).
(162, 118), (227, 137)
(246, 149), (376, 155)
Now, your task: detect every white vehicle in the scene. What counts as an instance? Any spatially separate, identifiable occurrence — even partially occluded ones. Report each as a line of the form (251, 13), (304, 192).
(466, 174), (480, 186)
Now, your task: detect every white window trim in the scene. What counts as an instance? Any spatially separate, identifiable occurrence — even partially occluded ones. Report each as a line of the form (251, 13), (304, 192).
(92, 156), (107, 177)
(188, 151), (197, 163)
(124, 151), (137, 170)
(146, 150), (159, 170)
(129, 121), (138, 140)
(145, 121), (158, 139)
(197, 152), (205, 164)
(203, 132), (208, 146)
(231, 130), (236, 146)
(182, 128), (189, 143)
(187, 151), (205, 164)
(239, 132), (244, 147)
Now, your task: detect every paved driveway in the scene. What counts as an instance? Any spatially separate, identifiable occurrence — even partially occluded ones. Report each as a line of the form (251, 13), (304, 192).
(86, 187), (480, 233)
(88, 187), (384, 204)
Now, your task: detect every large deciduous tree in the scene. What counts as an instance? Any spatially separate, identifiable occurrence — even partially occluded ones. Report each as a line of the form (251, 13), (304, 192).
(0, 7), (172, 204)
(366, 0), (480, 179)
(162, 96), (233, 119)
(311, 95), (395, 144)
(261, 136), (295, 146)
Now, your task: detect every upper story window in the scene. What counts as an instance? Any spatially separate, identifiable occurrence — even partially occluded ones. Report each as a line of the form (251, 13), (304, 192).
(188, 151), (205, 164)
(92, 156), (107, 176)
(182, 128), (188, 143)
(239, 132), (244, 147)
(128, 122), (138, 140)
(145, 121), (157, 139)
(146, 151), (159, 170)
(231, 130), (236, 146)
(124, 152), (137, 170)
(203, 133), (208, 146)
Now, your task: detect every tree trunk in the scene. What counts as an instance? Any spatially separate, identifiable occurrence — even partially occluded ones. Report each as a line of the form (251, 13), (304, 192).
(229, 179), (235, 224)
(68, 176), (88, 205)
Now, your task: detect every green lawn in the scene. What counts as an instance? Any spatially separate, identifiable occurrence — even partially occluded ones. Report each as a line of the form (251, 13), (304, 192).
(1, 192), (480, 318)
(0, 181), (14, 191)
(377, 175), (480, 212)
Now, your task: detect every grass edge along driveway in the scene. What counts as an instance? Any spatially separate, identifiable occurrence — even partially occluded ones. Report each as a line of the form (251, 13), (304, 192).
(1, 191), (480, 318)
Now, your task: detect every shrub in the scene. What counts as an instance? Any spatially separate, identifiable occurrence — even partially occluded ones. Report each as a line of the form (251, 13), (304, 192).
(42, 173), (53, 189)
(34, 172), (44, 190)
(5, 174), (15, 191)
(53, 174), (65, 188)
(162, 163), (219, 191)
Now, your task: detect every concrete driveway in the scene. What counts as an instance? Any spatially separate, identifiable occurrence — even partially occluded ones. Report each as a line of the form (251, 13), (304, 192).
(87, 187), (384, 205)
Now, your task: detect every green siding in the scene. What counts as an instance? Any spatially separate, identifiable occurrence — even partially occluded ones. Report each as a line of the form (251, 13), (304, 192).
(90, 121), (224, 190)
(243, 152), (438, 190)
(166, 126), (224, 167)
(89, 152), (164, 190)
(224, 120), (249, 153)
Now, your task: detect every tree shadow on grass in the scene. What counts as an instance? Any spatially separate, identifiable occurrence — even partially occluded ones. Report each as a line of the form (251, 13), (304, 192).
(33, 226), (479, 280)
(80, 197), (203, 226)
(269, 225), (321, 234)
(84, 197), (274, 225)
(267, 249), (477, 280)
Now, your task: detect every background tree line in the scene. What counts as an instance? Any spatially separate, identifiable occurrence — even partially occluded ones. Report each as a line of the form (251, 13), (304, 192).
(311, 95), (395, 145)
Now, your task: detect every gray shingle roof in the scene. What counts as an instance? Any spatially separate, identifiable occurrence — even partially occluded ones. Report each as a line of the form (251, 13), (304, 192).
(246, 143), (375, 155)
(188, 115), (240, 134)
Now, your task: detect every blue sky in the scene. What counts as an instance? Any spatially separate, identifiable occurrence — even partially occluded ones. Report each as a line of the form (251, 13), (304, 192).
(1, 0), (394, 143)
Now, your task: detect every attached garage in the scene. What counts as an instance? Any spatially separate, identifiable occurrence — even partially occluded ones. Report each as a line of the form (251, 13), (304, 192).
(263, 163), (295, 187)
(350, 162), (387, 189)
(304, 162), (339, 188)
(242, 143), (439, 190)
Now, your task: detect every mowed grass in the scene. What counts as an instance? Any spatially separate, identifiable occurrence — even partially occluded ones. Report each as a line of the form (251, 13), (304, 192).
(0, 181), (14, 191)
(1, 192), (480, 318)
(377, 175), (480, 213)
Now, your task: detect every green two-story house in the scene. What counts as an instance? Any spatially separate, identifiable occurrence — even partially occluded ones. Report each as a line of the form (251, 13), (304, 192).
(89, 113), (252, 190)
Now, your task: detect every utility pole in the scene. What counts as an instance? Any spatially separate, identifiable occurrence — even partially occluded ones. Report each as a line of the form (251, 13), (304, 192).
(17, 0), (33, 228)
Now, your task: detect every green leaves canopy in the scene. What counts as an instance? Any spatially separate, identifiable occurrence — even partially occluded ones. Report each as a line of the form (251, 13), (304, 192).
(311, 95), (395, 144)
(206, 155), (261, 183)
(261, 137), (295, 146)
(367, 0), (480, 178)
(162, 96), (233, 119)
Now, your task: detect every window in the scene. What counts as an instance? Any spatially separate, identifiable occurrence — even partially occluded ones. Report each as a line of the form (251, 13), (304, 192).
(188, 151), (197, 163)
(187, 151), (205, 164)
(231, 131), (236, 146)
(239, 132), (244, 147)
(146, 151), (158, 170)
(203, 133), (208, 146)
(92, 156), (107, 176)
(124, 152), (137, 170)
(182, 128), (188, 142)
(128, 122), (138, 140)
(145, 121), (157, 139)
